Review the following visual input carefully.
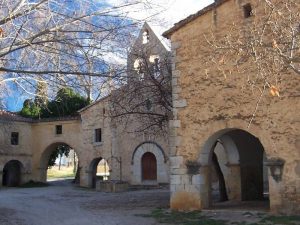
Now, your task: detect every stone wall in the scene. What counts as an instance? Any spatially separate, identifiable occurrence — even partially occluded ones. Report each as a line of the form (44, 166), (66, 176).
(0, 121), (33, 186)
(166, 0), (300, 214)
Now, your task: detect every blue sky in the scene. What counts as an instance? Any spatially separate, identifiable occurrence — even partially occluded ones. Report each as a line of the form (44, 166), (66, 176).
(4, 0), (214, 112)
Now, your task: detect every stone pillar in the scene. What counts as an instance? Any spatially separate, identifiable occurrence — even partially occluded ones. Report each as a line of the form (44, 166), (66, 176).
(83, 169), (92, 187)
(170, 155), (208, 211)
(268, 175), (283, 214)
(198, 165), (211, 209)
(169, 40), (204, 211)
(21, 171), (32, 184)
(265, 158), (285, 214)
(170, 173), (203, 210)
(0, 171), (2, 187)
(225, 163), (241, 201)
(38, 168), (47, 182)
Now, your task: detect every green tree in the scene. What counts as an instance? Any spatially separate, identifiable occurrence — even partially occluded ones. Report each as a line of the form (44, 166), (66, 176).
(20, 87), (89, 118)
(48, 144), (71, 168)
(41, 87), (89, 118)
(20, 99), (41, 118)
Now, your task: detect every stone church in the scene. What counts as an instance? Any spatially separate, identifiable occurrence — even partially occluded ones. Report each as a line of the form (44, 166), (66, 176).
(0, 22), (170, 189)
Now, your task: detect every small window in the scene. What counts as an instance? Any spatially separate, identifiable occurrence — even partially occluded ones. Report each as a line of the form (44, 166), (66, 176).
(243, 3), (253, 18)
(149, 55), (161, 78)
(95, 128), (102, 143)
(134, 58), (145, 81)
(145, 99), (152, 111)
(153, 58), (160, 77)
(56, 125), (62, 135)
(11, 132), (19, 145)
(142, 29), (149, 44)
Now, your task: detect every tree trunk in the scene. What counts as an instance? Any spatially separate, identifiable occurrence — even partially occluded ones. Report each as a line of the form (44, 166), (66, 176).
(73, 164), (80, 184)
(212, 152), (228, 202)
(58, 155), (62, 170)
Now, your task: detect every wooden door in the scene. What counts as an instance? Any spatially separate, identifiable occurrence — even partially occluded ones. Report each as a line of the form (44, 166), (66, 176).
(142, 152), (157, 180)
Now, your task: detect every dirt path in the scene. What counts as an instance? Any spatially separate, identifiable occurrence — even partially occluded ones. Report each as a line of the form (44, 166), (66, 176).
(0, 181), (169, 225)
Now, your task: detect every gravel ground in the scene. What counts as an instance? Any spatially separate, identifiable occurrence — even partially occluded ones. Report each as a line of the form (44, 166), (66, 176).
(0, 180), (285, 225)
(0, 180), (169, 225)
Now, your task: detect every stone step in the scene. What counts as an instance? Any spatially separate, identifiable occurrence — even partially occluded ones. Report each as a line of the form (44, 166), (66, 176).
(129, 183), (169, 191)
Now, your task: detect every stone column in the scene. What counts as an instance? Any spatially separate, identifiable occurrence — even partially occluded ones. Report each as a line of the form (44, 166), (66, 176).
(225, 163), (241, 201)
(265, 158), (285, 214)
(0, 171), (3, 187)
(170, 155), (208, 211)
(198, 165), (211, 209)
(38, 168), (47, 182)
(83, 168), (92, 187)
(21, 171), (32, 185)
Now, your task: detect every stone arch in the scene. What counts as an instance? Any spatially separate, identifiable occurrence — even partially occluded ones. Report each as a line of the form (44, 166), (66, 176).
(131, 141), (167, 164)
(87, 157), (103, 188)
(2, 160), (24, 187)
(198, 128), (269, 208)
(132, 142), (168, 185)
(39, 142), (80, 182)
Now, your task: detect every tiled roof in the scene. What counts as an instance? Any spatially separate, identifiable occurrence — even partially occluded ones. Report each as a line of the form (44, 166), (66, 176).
(0, 110), (80, 123)
(34, 116), (81, 123)
(163, 0), (229, 38)
(0, 110), (33, 122)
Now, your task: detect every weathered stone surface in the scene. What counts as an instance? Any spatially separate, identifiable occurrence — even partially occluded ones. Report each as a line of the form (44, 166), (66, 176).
(96, 181), (129, 192)
(166, 0), (300, 215)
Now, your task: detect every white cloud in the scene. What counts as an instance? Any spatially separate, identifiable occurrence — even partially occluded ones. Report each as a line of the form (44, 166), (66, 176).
(104, 0), (214, 35)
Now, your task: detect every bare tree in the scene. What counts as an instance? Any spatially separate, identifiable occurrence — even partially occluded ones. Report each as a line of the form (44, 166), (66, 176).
(109, 46), (172, 135)
(0, 0), (162, 103)
(205, 0), (300, 127)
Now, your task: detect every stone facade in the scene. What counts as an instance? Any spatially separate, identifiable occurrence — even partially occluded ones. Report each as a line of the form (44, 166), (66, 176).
(0, 23), (170, 189)
(164, 0), (299, 215)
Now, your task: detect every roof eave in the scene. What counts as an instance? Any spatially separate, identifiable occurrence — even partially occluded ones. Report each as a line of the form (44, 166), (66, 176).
(163, 0), (229, 38)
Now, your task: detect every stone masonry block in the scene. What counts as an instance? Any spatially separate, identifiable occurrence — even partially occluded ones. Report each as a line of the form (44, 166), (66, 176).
(173, 99), (187, 108)
(172, 70), (181, 78)
(181, 174), (192, 185)
(170, 175), (181, 185)
(172, 63), (176, 71)
(170, 146), (177, 155)
(172, 93), (179, 101)
(172, 120), (181, 128)
(170, 156), (184, 169)
(175, 136), (181, 147)
(192, 174), (204, 185)
(173, 86), (182, 94)
(171, 168), (187, 175)
(170, 184), (176, 193)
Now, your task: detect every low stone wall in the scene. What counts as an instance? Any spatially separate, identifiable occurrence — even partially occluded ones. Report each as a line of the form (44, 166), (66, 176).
(96, 180), (128, 192)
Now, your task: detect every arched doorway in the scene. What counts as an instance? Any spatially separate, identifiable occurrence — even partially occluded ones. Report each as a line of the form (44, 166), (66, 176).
(88, 157), (110, 188)
(199, 129), (269, 209)
(132, 142), (168, 185)
(2, 160), (23, 187)
(142, 152), (157, 181)
(40, 142), (79, 185)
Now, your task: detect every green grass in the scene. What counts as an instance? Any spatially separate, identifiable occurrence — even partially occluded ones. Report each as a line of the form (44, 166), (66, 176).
(137, 209), (300, 225)
(137, 208), (227, 225)
(47, 166), (75, 179)
(259, 215), (300, 225)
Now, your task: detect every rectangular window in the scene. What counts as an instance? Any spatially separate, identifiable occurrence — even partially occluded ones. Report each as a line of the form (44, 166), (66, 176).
(56, 125), (62, 135)
(95, 128), (102, 143)
(243, 3), (253, 18)
(11, 132), (19, 145)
